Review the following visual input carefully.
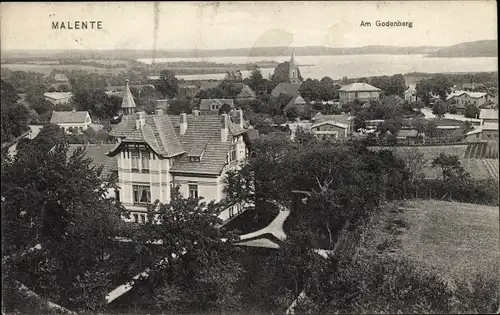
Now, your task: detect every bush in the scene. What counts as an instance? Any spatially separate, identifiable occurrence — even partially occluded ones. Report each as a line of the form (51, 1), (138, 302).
(306, 254), (454, 314)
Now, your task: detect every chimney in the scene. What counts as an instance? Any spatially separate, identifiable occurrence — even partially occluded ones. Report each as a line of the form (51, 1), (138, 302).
(135, 111), (146, 130)
(221, 113), (229, 142)
(180, 113), (187, 135)
(155, 108), (164, 115)
(192, 109), (200, 116)
(236, 109), (244, 128)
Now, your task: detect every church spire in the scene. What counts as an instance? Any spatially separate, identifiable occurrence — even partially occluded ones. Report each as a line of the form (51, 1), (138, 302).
(121, 79), (137, 115)
(289, 49), (301, 84)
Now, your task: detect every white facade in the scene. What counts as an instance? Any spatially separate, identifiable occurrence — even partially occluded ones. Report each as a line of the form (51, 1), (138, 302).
(112, 113), (249, 223)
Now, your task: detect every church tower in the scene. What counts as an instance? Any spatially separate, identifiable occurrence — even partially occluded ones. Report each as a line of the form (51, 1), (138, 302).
(121, 79), (137, 116)
(289, 50), (301, 84)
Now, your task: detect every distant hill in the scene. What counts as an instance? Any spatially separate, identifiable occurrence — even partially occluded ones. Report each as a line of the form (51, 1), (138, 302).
(427, 40), (497, 58)
(1, 45), (442, 62)
(1, 40), (496, 61)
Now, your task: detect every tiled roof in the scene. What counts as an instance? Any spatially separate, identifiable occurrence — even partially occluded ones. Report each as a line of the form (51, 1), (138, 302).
(271, 83), (301, 97)
(288, 95), (306, 106)
(200, 99), (235, 111)
(237, 84), (256, 99)
(43, 92), (73, 100)
(480, 109), (498, 120)
(110, 114), (185, 158)
(110, 112), (249, 175)
(50, 111), (89, 124)
(339, 82), (381, 92)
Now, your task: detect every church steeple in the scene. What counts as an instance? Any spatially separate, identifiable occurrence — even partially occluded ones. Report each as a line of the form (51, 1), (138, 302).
(121, 79), (137, 115)
(289, 50), (301, 84)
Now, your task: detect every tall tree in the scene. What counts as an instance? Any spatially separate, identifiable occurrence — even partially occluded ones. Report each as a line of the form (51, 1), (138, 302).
(155, 70), (179, 99)
(2, 142), (126, 313)
(432, 100), (447, 118)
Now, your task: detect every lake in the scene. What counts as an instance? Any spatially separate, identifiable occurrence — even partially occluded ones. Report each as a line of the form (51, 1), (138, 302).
(138, 54), (497, 81)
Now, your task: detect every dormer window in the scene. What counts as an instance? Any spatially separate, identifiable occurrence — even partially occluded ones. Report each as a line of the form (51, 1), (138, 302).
(189, 156), (200, 162)
(211, 104), (220, 110)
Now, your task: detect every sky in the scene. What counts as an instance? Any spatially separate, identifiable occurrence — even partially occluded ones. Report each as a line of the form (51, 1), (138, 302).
(0, 1), (497, 51)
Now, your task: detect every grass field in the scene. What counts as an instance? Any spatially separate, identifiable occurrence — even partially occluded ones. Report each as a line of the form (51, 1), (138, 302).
(365, 199), (499, 289)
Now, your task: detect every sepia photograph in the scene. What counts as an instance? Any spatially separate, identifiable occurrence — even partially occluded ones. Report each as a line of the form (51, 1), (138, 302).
(1, 1), (498, 314)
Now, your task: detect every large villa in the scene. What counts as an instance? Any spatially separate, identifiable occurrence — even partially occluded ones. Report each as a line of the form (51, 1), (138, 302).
(94, 81), (253, 223)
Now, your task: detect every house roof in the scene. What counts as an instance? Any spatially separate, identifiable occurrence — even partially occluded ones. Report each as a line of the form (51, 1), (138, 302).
(237, 84), (257, 99)
(339, 82), (381, 92)
(43, 92), (73, 100)
(311, 120), (349, 129)
(447, 90), (489, 100)
(482, 122), (498, 131)
(200, 99), (235, 111)
(54, 73), (68, 82)
(121, 80), (137, 109)
(479, 109), (498, 120)
(287, 95), (306, 107)
(397, 129), (419, 138)
(50, 111), (89, 124)
(271, 83), (301, 97)
(65, 144), (117, 180)
(109, 113), (185, 158)
(198, 81), (221, 91)
(312, 114), (352, 125)
(109, 112), (248, 175)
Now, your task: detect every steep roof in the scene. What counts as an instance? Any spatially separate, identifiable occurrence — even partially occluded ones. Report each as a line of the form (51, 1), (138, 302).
(237, 84), (257, 99)
(480, 109), (498, 120)
(339, 82), (381, 92)
(198, 81), (221, 91)
(109, 112), (249, 175)
(271, 83), (301, 97)
(200, 99), (235, 111)
(121, 80), (137, 109)
(109, 113), (185, 158)
(50, 111), (89, 124)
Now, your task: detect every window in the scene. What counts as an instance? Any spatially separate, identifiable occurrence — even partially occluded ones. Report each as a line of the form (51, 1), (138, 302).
(210, 104), (219, 110)
(189, 156), (200, 162)
(131, 151), (140, 173)
(133, 213), (139, 223)
(354, 92), (359, 98)
(230, 144), (237, 161)
(141, 152), (149, 173)
(133, 185), (151, 204)
(189, 183), (198, 199)
(114, 189), (120, 202)
(140, 214), (146, 223)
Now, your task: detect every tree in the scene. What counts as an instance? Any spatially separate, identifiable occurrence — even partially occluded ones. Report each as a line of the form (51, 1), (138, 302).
(2, 142), (126, 313)
(464, 103), (480, 118)
(1, 80), (30, 143)
(155, 70), (179, 99)
(247, 66), (266, 94)
(218, 103), (232, 114)
(432, 100), (447, 118)
(431, 153), (467, 182)
(370, 74), (406, 97)
(168, 100), (193, 115)
(285, 106), (299, 121)
(124, 188), (243, 313)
